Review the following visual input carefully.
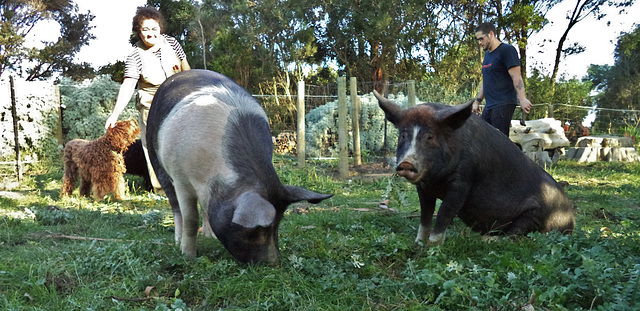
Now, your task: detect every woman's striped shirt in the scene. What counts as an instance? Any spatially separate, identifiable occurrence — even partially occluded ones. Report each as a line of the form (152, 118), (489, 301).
(123, 34), (187, 80)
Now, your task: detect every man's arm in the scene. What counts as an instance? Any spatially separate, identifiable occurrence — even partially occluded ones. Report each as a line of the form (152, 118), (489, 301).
(473, 81), (484, 115)
(508, 66), (532, 114)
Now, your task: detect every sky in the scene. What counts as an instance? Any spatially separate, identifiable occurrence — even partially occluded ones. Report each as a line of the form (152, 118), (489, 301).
(527, 0), (640, 79)
(27, 0), (640, 80)
(73, 0), (148, 67)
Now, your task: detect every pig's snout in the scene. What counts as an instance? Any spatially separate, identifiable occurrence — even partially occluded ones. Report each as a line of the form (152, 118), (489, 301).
(396, 161), (419, 181)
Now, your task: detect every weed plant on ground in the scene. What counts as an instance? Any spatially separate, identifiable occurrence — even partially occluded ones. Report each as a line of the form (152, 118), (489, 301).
(0, 159), (639, 310)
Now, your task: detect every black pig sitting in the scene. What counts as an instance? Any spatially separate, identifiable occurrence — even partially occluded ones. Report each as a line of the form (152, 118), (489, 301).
(373, 90), (574, 244)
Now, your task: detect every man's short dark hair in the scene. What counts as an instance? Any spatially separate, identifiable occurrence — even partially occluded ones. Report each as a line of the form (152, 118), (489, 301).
(475, 22), (496, 35)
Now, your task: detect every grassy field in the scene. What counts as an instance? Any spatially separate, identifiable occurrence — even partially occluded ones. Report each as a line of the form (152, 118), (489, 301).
(0, 157), (639, 310)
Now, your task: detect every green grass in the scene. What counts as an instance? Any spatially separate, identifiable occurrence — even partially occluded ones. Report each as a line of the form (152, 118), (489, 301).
(1, 158), (639, 310)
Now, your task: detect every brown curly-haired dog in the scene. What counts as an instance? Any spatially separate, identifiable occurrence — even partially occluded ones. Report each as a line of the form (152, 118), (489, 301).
(61, 119), (140, 200)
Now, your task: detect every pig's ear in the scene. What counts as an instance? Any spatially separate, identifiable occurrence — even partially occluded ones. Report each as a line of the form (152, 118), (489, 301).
(373, 90), (404, 125)
(284, 185), (333, 204)
(232, 192), (276, 228)
(435, 99), (473, 130)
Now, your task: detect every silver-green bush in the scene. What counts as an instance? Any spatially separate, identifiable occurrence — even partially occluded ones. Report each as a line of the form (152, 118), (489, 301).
(305, 92), (415, 157)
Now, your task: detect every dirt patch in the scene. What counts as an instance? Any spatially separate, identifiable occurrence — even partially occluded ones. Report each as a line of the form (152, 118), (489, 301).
(46, 273), (78, 294)
(325, 158), (396, 180)
(352, 162), (394, 180)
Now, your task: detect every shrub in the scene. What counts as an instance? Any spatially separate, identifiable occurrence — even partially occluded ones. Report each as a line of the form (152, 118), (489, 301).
(305, 92), (416, 157)
(60, 75), (138, 142)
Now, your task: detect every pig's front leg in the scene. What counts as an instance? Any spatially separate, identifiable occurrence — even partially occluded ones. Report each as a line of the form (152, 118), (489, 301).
(430, 183), (470, 244)
(175, 186), (199, 258)
(415, 185), (436, 243)
(173, 210), (183, 243)
(196, 195), (216, 238)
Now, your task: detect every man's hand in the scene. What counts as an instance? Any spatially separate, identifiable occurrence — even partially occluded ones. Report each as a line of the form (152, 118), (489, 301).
(472, 99), (481, 115)
(520, 98), (532, 114)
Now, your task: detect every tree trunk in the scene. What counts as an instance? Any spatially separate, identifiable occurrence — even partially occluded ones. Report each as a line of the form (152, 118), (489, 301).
(518, 28), (528, 83)
(550, 0), (592, 93)
(197, 18), (207, 70)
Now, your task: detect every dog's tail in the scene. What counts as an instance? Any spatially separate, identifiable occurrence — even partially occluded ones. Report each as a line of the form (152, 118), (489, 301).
(61, 143), (80, 196)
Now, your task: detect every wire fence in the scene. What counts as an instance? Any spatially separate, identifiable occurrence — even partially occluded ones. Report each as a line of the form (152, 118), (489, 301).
(1, 77), (638, 181)
(258, 81), (418, 133)
(258, 80), (639, 143)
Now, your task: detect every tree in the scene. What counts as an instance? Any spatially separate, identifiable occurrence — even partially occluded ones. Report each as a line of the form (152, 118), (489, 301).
(584, 64), (611, 92)
(146, 0), (196, 56)
(587, 25), (640, 112)
(516, 68), (592, 123)
(588, 27), (640, 134)
(496, 0), (557, 80)
(189, 3), (215, 70)
(549, 0), (635, 88)
(0, 0), (95, 80)
(318, 0), (445, 90)
(62, 62), (96, 81)
(98, 61), (125, 83)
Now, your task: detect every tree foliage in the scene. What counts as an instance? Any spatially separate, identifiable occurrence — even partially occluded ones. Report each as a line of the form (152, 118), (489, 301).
(497, 0), (557, 80)
(548, 0), (635, 88)
(4, 0), (631, 137)
(526, 68), (592, 123)
(59, 75), (137, 141)
(0, 0), (95, 80)
(585, 25), (640, 133)
(588, 25), (640, 111)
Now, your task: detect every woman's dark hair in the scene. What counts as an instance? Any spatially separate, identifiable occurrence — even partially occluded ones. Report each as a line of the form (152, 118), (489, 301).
(132, 6), (165, 34)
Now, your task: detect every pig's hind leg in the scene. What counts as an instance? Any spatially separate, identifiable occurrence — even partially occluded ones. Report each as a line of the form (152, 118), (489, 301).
(154, 166), (183, 243)
(502, 200), (544, 236)
(198, 198), (216, 238)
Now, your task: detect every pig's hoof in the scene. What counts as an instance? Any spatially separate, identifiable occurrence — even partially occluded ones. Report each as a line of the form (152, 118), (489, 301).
(428, 233), (446, 245)
(181, 245), (197, 259)
(481, 235), (501, 243)
(198, 226), (217, 239)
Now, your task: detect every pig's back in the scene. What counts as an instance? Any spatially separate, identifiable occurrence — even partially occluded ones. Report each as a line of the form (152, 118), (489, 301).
(148, 70), (274, 191)
(148, 70), (266, 136)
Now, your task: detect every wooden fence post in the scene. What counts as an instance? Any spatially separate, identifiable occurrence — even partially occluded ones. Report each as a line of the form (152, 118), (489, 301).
(9, 76), (22, 181)
(408, 80), (416, 107)
(350, 77), (361, 166)
(297, 80), (305, 167)
(54, 85), (63, 145)
(338, 77), (348, 178)
(381, 81), (390, 164)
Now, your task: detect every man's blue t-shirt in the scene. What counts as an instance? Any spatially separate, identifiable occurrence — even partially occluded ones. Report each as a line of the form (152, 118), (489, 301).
(482, 43), (521, 109)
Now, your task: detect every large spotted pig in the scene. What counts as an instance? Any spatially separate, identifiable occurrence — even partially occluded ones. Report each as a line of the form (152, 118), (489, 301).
(373, 90), (574, 244)
(146, 69), (332, 263)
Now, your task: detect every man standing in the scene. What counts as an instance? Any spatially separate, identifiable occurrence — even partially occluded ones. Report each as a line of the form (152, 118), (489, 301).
(472, 22), (532, 136)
